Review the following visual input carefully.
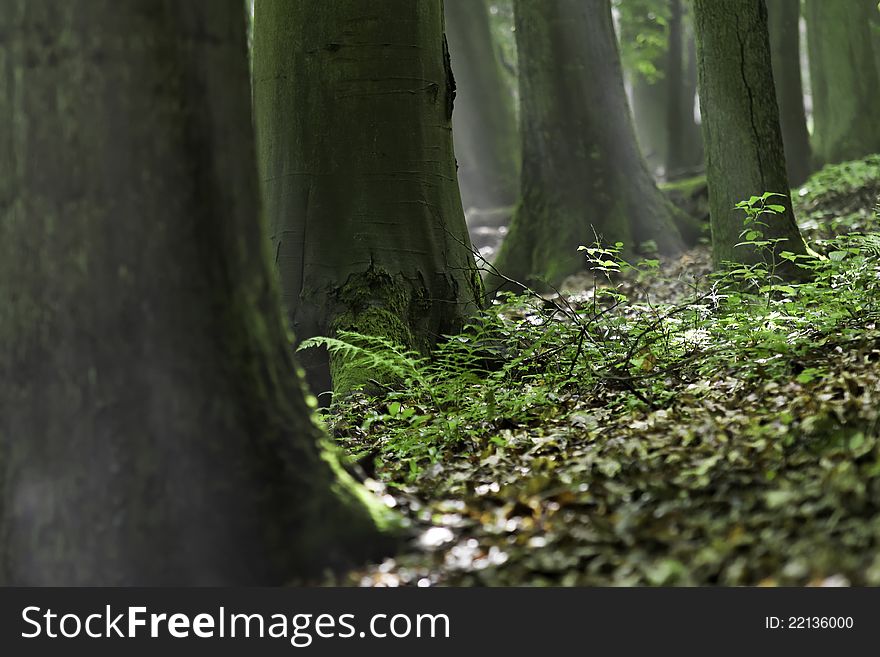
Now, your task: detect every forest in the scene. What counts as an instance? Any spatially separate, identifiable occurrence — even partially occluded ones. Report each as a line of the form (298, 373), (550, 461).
(1, 0), (880, 590)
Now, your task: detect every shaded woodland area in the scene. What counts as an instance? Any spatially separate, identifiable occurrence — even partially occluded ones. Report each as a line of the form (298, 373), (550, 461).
(1, 0), (880, 588)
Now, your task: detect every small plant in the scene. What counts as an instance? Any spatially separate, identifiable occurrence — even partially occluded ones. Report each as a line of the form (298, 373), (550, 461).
(730, 192), (797, 303)
(299, 331), (431, 392)
(577, 238), (628, 317)
(311, 187), (880, 481)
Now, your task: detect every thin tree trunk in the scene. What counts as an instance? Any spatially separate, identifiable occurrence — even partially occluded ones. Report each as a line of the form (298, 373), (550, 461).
(629, 1), (702, 178)
(872, 3), (880, 84)
(0, 0), (393, 585)
(665, 0), (687, 175)
(693, 0), (808, 273)
(632, 67), (669, 175)
(634, 0), (703, 179)
(767, 0), (812, 186)
(681, 21), (704, 171)
(253, 0), (482, 396)
(445, 0), (519, 212)
(805, 0), (880, 166)
(493, 0), (696, 289)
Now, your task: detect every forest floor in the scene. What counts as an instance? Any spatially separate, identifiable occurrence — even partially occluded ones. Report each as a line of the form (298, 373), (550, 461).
(320, 156), (880, 586)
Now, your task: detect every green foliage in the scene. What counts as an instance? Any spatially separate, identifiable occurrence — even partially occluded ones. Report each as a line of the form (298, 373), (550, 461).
(321, 164), (880, 586)
(795, 155), (880, 238)
(300, 332), (430, 392)
(614, 0), (672, 81)
(316, 192), (880, 488)
(727, 192), (794, 300)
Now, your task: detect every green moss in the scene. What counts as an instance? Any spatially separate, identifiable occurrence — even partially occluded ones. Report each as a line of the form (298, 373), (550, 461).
(328, 267), (429, 395)
(660, 174), (707, 196)
(319, 438), (404, 533)
(330, 308), (414, 395)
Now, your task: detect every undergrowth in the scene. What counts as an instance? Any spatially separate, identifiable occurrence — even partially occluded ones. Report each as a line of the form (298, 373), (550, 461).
(305, 194), (880, 483)
(795, 155), (880, 238)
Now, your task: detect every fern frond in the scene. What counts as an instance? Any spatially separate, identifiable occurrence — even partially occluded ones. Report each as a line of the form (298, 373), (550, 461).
(297, 332), (430, 390)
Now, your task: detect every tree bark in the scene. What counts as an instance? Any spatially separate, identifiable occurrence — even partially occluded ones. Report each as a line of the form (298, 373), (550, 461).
(767, 0), (812, 186)
(0, 0), (393, 585)
(493, 0), (695, 289)
(253, 0), (482, 396)
(805, 0), (880, 166)
(445, 0), (520, 212)
(693, 0), (808, 272)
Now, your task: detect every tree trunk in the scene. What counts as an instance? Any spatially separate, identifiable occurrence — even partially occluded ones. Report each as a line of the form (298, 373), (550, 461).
(681, 21), (704, 171)
(628, 1), (703, 179)
(493, 0), (695, 289)
(632, 67), (669, 175)
(665, 0), (688, 176)
(253, 0), (482, 396)
(693, 0), (808, 272)
(0, 0), (393, 585)
(445, 0), (520, 212)
(805, 0), (880, 166)
(767, 0), (812, 186)
(872, 3), (880, 85)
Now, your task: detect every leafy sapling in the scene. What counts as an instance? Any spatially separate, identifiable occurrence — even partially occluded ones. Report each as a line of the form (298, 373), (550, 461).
(732, 192), (800, 303)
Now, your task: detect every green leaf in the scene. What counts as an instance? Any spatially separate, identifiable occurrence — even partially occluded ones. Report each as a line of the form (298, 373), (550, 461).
(796, 370), (816, 384)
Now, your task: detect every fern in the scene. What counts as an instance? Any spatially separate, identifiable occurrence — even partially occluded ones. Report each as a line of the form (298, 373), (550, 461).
(858, 233), (880, 258)
(298, 330), (431, 390)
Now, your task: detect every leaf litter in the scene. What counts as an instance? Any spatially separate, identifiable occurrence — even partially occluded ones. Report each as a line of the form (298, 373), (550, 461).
(314, 159), (880, 587)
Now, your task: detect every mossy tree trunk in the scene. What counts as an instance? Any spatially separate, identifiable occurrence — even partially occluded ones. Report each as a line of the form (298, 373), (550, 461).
(0, 0), (393, 585)
(805, 0), (880, 166)
(253, 0), (482, 396)
(767, 0), (812, 187)
(445, 0), (519, 212)
(493, 0), (693, 289)
(693, 0), (808, 272)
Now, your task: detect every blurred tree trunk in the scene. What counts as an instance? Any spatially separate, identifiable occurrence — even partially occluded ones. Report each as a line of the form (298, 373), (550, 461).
(253, 0), (482, 396)
(665, 0), (688, 175)
(630, 1), (702, 179)
(693, 0), (808, 272)
(632, 65), (669, 175)
(445, 0), (519, 212)
(767, 0), (812, 186)
(681, 22), (704, 171)
(0, 0), (394, 585)
(872, 3), (880, 83)
(805, 0), (880, 166)
(493, 0), (695, 289)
